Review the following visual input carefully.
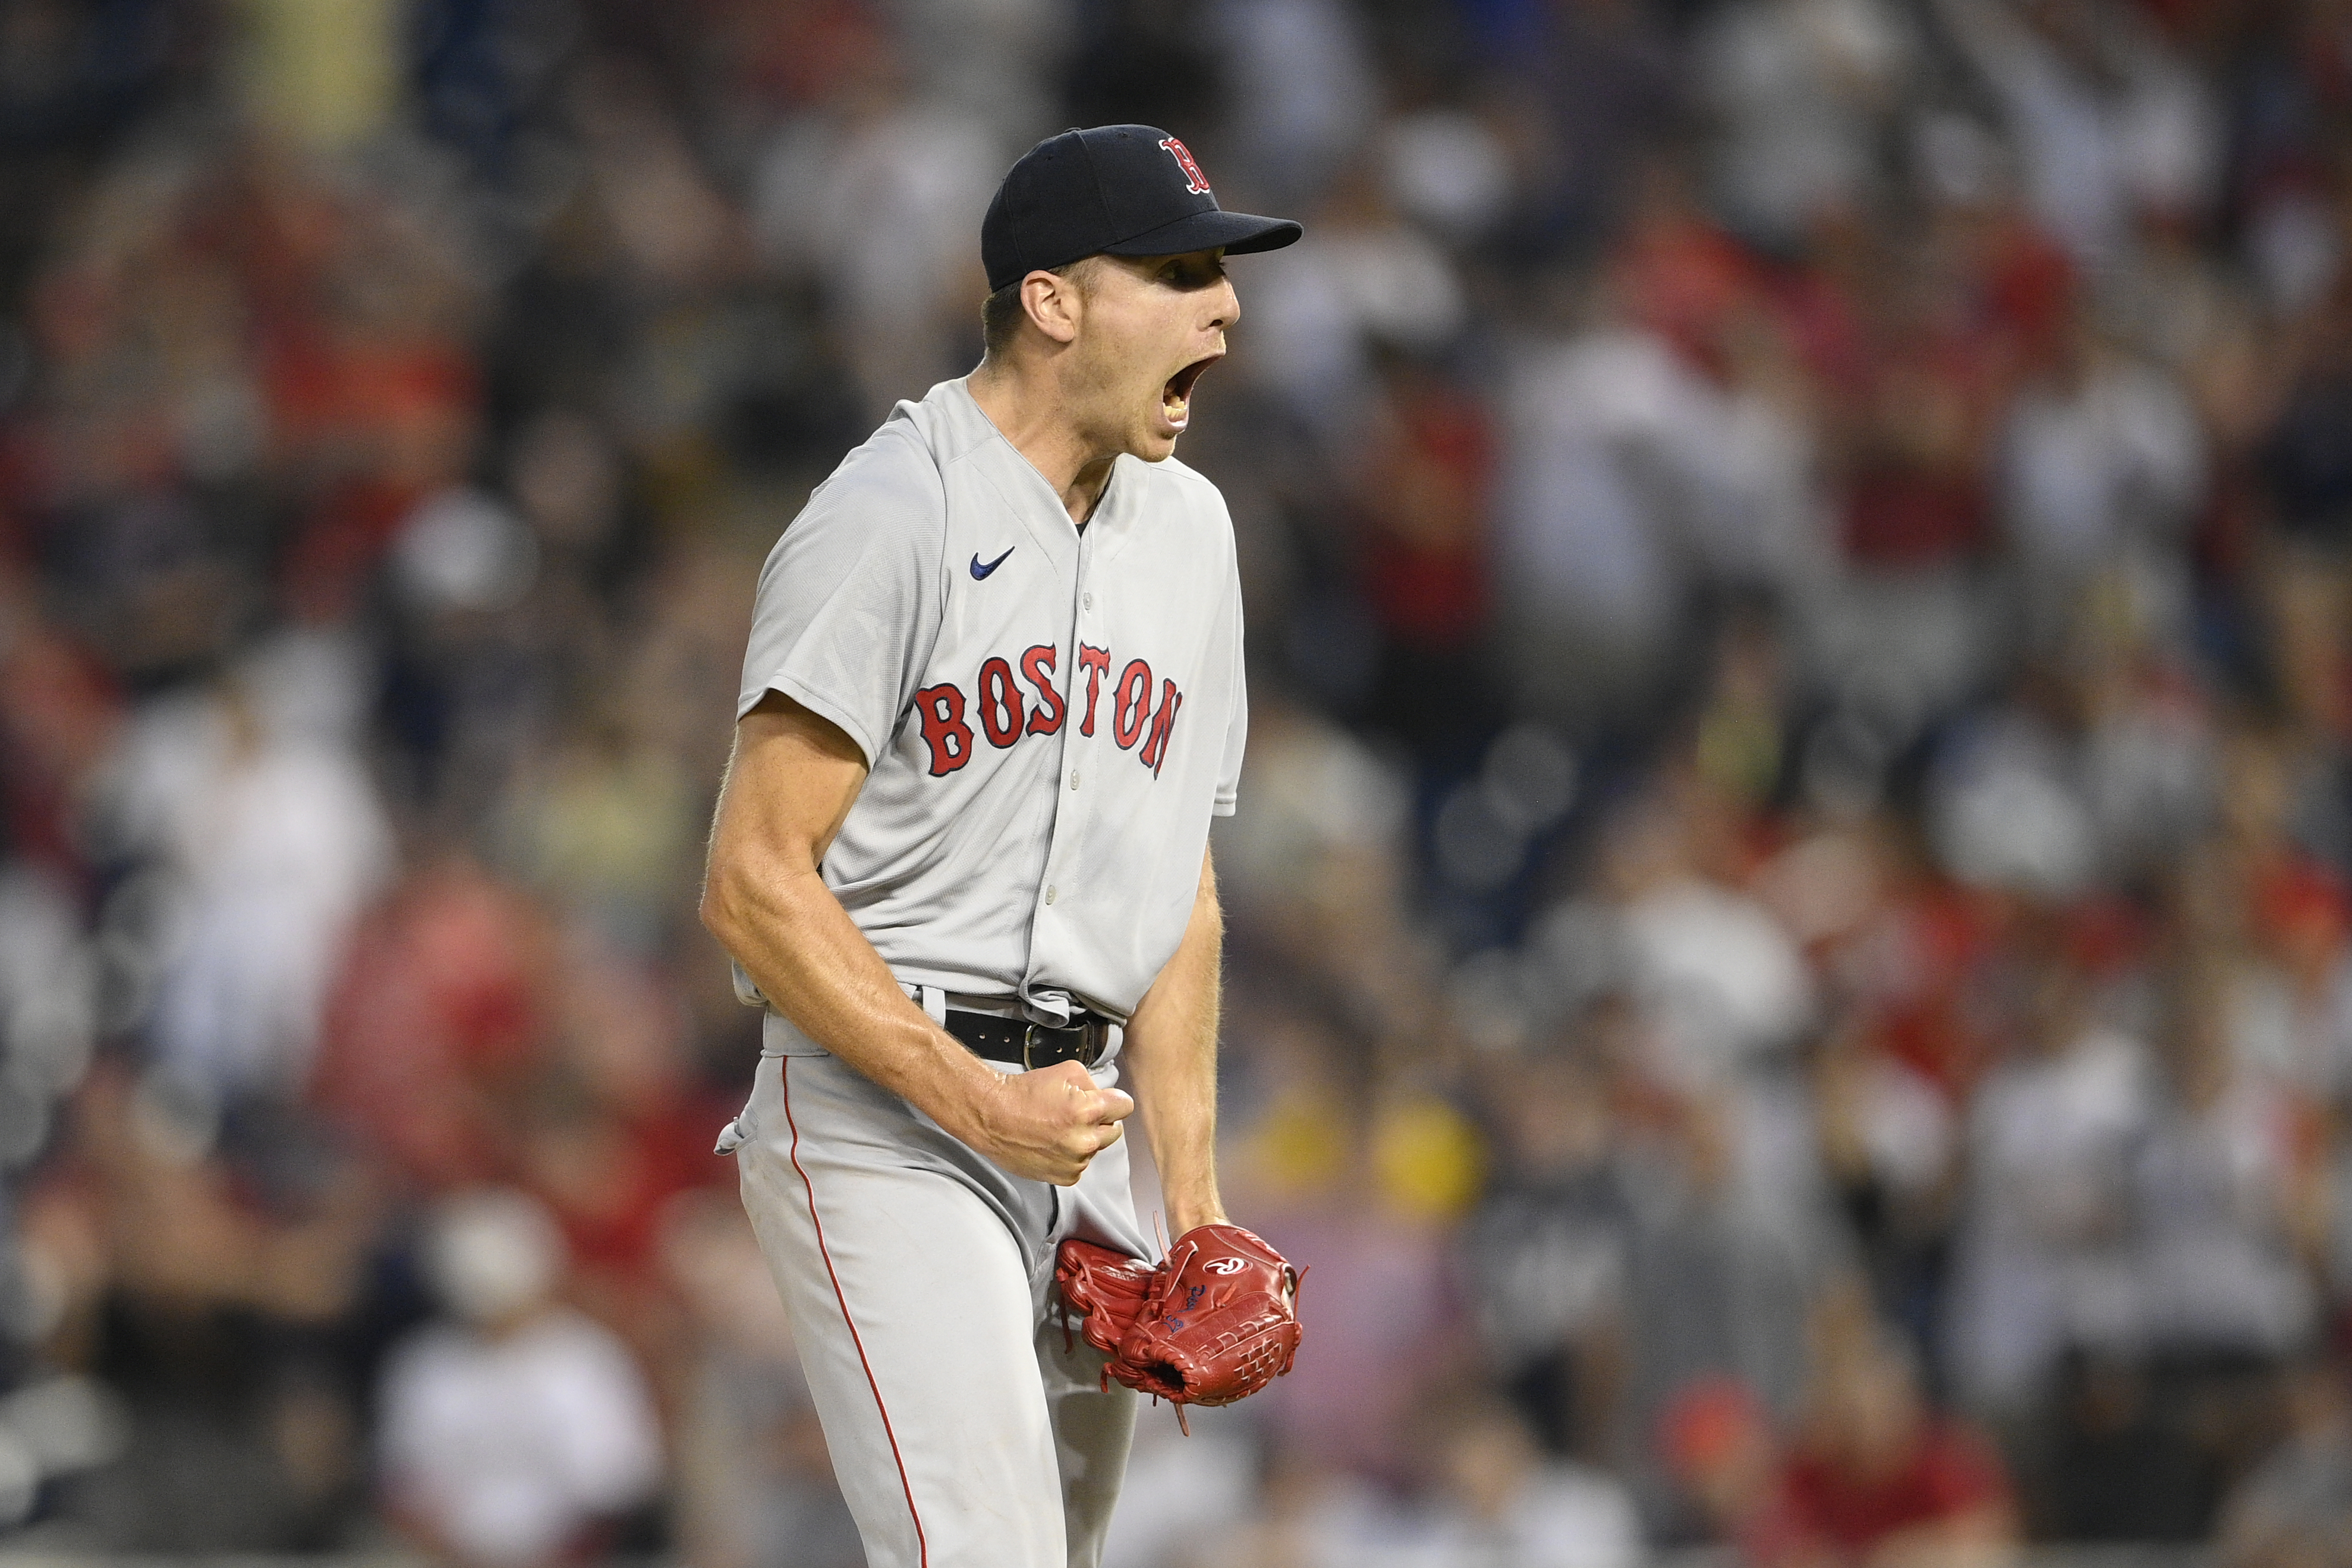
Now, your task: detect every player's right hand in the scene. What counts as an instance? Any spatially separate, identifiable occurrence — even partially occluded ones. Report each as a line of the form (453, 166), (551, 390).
(964, 1060), (1134, 1186)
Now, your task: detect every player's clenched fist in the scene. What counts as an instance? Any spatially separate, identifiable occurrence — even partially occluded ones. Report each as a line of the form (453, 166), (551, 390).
(961, 1060), (1135, 1185)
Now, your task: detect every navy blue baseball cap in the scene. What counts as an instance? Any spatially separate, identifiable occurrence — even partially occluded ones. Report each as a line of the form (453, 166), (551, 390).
(981, 125), (1303, 294)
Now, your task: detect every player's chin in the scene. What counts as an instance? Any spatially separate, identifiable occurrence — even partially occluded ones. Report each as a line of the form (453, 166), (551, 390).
(1134, 411), (1185, 460)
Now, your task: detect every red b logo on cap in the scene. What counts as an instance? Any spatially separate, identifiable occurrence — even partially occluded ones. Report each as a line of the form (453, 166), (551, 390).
(1159, 137), (1211, 196)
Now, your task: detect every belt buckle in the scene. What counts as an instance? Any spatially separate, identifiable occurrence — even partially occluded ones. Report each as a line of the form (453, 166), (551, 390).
(1020, 1018), (1098, 1070)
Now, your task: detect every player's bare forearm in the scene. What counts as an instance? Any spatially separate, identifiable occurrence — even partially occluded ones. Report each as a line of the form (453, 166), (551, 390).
(1120, 846), (1227, 1235)
(702, 700), (991, 1110)
(701, 694), (1129, 1185)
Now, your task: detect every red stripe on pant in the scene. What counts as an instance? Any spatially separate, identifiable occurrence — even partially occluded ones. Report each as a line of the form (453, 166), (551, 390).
(782, 1057), (930, 1566)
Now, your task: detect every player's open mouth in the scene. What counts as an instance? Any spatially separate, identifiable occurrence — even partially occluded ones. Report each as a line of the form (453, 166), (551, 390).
(1161, 357), (1216, 429)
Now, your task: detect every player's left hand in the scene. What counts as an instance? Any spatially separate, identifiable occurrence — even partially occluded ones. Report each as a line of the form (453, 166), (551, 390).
(1058, 1224), (1304, 1410)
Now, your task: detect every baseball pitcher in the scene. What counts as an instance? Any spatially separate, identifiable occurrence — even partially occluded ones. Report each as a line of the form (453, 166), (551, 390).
(701, 125), (1305, 1568)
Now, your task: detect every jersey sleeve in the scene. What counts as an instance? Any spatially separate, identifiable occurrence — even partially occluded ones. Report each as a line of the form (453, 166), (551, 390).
(1213, 556), (1246, 817)
(736, 426), (946, 767)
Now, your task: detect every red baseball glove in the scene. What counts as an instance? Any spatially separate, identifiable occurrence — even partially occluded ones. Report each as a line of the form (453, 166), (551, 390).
(1054, 1238), (1159, 1361)
(1092, 1224), (1302, 1409)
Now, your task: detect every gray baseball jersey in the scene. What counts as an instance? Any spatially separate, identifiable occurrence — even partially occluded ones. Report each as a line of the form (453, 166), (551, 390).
(734, 374), (1247, 1031)
(722, 374), (1248, 1568)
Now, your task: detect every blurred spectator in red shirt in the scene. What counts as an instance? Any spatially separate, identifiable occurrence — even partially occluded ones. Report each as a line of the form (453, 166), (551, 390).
(310, 854), (555, 1191)
(1768, 1306), (2013, 1568)
(1769, 1304), (2016, 1568)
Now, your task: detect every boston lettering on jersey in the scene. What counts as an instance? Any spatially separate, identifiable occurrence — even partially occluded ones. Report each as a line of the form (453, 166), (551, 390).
(914, 641), (1185, 779)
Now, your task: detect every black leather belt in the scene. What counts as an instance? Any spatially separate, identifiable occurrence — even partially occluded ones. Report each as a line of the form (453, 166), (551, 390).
(944, 1009), (1112, 1070)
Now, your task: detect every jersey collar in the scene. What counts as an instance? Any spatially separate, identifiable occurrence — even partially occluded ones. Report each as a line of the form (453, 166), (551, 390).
(929, 377), (1139, 563)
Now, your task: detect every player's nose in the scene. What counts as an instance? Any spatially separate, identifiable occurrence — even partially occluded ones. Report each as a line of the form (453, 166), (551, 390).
(1209, 275), (1239, 329)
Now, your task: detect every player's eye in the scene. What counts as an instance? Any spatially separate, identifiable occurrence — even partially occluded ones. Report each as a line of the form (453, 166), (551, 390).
(1161, 254), (1227, 290)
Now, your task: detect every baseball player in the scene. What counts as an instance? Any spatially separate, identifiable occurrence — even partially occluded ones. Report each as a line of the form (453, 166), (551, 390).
(700, 126), (1303, 1568)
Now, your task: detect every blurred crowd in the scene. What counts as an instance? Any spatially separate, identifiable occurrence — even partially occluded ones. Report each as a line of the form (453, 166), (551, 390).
(0, 0), (2349, 1564)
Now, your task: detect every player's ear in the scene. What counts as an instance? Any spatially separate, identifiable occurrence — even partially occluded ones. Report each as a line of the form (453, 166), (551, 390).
(1023, 266), (1084, 347)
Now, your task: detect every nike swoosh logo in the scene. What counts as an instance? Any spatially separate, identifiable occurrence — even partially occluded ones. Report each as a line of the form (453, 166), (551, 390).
(970, 547), (1015, 580)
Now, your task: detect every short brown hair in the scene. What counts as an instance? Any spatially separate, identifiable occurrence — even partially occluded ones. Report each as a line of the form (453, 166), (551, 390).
(979, 258), (1098, 360)
(980, 280), (1027, 358)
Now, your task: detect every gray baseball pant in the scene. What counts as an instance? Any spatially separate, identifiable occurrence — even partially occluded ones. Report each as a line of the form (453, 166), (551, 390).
(725, 1024), (1151, 1568)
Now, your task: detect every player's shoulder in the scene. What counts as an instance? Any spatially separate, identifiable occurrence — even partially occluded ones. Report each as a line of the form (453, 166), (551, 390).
(793, 404), (949, 539)
(817, 411), (945, 503)
(800, 376), (1008, 510)
(1137, 451), (1224, 500)
(1125, 451), (1235, 533)
(892, 376), (1003, 468)
(1121, 453), (1239, 577)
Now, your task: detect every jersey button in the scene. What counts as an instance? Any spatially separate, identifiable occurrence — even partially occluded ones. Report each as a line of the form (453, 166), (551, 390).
(1083, 593), (1094, 610)
(1046, 885), (1058, 905)
(1069, 769), (1081, 789)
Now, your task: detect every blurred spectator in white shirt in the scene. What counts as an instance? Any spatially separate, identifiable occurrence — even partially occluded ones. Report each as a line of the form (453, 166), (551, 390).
(1404, 1397), (1648, 1568)
(1929, 694), (2100, 902)
(1494, 316), (1692, 701)
(1276, 1397), (1645, 1568)
(752, 40), (999, 415)
(1495, 297), (1831, 717)
(1597, 788), (1816, 1088)
(1998, 316), (2205, 636)
(0, 861), (95, 1167)
(1698, 0), (1915, 247)
(1944, 952), (2152, 1418)
(379, 1189), (662, 1568)
(1242, 163), (1468, 439)
(1210, 0), (1377, 210)
(94, 644), (392, 1109)
(2131, 962), (2319, 1364)
(1934, 0), (2220, 270)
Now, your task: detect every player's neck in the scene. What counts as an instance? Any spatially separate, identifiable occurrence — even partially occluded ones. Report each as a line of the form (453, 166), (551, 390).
(968, 360), (1117, 529)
